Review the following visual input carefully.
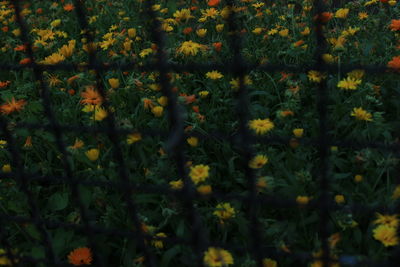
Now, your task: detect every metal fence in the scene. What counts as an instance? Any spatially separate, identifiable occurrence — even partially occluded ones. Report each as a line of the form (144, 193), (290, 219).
(0, 0), (399, 266)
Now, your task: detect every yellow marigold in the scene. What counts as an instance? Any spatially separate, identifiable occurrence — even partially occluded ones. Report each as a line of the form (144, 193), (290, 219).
(230, 75), (252, 89)
(189, 164), (210, 184)
(263, 258), (277, 267)
(196, 28), (207, 37)
(151, 106), (164, 117)
(85, 148), (99, 161)
(249, 118), (274, 135)
(373, 213), (399, 228)
(335, 8), (349, 19)
(169, 179), (184, 190)
(307, 70), (325, 83)
(293, 128), (304, 138)
(187, 137), (198, 147)
(337, 77), (362, 90)
(334, 194), (345, 204)
(2, 164), (11, 173)
(127, 133), (141, 144)
(177, 41), (204, 56)
(41, 53), (65, 65)
(373, 225), (399, 247)
(213, 202), (235, 221)
(151, 232), (167, 249)
(197, 184), (212, 195)
(350, 107), (373, 121)
(108, 78), (120, 89)
(248, 154), (268, 169)
(354, 174), (363, 183)
(140, 48), (153, 58)
(205, 71), (223, 80)
(393, 185), (400, 199)
(203, 247), (234, 267)
(296, 195), (310, 205)
(173, 8), (194, 22)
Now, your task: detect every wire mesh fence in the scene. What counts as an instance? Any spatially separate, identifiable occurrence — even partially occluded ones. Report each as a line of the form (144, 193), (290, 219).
(0, 0), (399, 266)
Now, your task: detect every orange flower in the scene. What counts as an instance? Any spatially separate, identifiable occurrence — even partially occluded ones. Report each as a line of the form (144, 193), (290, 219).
(0, 97), (26, 114)
(67, 247), (92, 266)
(213, 42), (222, 52)
(64, 3), (75, 11)
(388, 56), (400, 71)
(208, 0), (220, 6)
(183, 27), (193, 34)
(80, 86), (103, 105)
(14, 44), (27, 52)
(316, 12), (333, 23)
(390, 19), (400, 31)
(0, 81), (10, 88)
(19, 58), (31, 65)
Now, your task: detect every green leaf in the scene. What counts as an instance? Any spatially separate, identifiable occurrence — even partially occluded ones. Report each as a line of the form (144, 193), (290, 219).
(48, 192), (69, 211)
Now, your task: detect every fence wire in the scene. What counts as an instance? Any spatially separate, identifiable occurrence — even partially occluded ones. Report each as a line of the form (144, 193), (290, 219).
(0, 0), (399, 266)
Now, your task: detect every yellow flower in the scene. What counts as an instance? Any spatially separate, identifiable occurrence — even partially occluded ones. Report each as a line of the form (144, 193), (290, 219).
(58, 40), (75, 58)
(248, 155), (268, 169)
(393, 185), (400, 199)
(354, 174), (363, 183)
(347, 69), (365, 80)
(41, 53), (65, 65)
(322, 54), (335, 63)
(216, 24), (224, 32)
(108, 78), (120, 89)
(127, 28), (136, 38)
(229, 76), (253, 89)
(197, 185), (212, 195)
(205, 71), (223, 80)
(50, 19), (61, 28)
(127, 133), (141, 144)
(213, 203), (235, 221)
(187, 137), (198, 147)
(279, 28), (289, 37)
(151, 232), (166, 249)
(0, 248), (17, 265)
(293, 128), (304, 138)
(307, 70), (325, 83)
(203, 247), (234, 267)
(85, 148), (100, 161)
(373, 213), (399, 228)
(296, 196), (310, 205)
(350, 107), (373, 121)
(263, 258), (277, 267)
(334, 195), (345, 204)
(249, 118), (274, 135)
(151, 106), (163, 117)
(300, 27), (310, 36)
(2, 164), (11, 173)
(337, 77), (362, 90)
(173, 8), (194, 22)
(373, 225), (398, 247)
(189, 164), (210, 184)
(169, 179), (183, 190)
(69, 138), (84, 150)
(196, 28), (207, 37)
(252, 27), (263, 35)
(140, 48), (153, 58)
(199, 91), (209, 98)
(93, 106), (107, 121)
(177, 41), (203, 56)
(157, 96), (168, 106)
(358, 12), (368, 19)
(335, 8), (349, 19)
